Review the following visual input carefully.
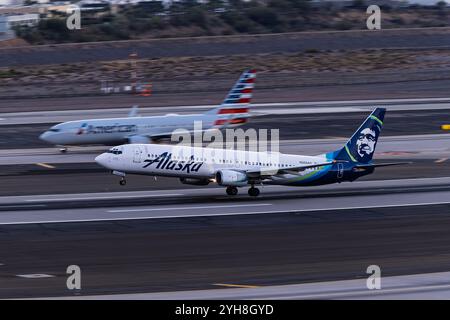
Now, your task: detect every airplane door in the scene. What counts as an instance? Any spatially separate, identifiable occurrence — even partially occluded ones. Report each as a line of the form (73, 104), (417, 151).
(337, 163), (344, 179)
(133, 146), (144, 163)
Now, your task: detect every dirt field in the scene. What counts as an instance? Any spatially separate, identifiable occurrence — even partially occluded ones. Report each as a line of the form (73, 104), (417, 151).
(1, 27), (450, 67)
(1, 47), (450, 100)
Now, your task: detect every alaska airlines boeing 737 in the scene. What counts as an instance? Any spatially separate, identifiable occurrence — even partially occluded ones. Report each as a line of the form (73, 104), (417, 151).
(95, 108), (408, 196)
(39, 69), (256, 152)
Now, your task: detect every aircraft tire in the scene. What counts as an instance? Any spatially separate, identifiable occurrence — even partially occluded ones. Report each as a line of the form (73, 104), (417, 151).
(248, 187), (260, 197)
(226, 186), (238, 196)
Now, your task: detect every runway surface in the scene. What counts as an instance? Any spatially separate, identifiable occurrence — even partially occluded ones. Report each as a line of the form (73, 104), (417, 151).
(0, 177), (448, 223)
(1, 97), (450, 126)
(0, 194), (449, 298)
(0, 95), (447, 299)
(51, 271), (450, 299)
(0, 108), (448, 150)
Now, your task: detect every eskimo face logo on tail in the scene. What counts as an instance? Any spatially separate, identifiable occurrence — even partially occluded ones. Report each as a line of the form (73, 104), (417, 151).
(142, 152), (203, 173)
(356, 128), (377, 160)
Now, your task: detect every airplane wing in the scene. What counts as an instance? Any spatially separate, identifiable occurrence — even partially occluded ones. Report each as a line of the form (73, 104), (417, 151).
(246, 160), (344, 178)
(144, 128), (223, 142)
(127, 128), (221, 143)
(127, 135), (152, 144)
(355, 162), (412, 168)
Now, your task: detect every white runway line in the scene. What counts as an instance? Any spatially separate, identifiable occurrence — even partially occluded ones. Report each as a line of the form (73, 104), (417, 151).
(0, 204), (46, 208)
(1, 200), (448, 226)
(1, 97), (450, 125)
(0, 176), (447, 205)
(25, 193), (183, 202)
(16, 274), (55, 279)
(35, 270), (450, 300)
(108, 203), (273, 213)
(276, 284), (450, 300)
(104, 200), (450, 221)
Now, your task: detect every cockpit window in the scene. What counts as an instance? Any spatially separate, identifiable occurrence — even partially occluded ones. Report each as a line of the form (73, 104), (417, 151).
(107, 149), (122, 155)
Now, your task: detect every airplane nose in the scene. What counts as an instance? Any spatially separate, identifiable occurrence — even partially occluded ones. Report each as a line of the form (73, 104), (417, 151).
(95, 153), (109, 167)
(39, 131), (50, 142)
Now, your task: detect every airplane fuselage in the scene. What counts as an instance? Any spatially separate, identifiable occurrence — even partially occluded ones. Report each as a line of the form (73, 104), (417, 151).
(95, 144), (372, 187)
(39, 69), (256, 148)
(39, 113), (222, 146)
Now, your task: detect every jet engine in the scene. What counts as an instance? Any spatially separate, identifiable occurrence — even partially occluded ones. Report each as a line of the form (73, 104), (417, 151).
(215, 170), (248, 186)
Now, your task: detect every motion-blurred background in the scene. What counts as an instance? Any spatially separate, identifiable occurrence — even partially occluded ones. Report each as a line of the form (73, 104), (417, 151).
(0, 0), (449, 300)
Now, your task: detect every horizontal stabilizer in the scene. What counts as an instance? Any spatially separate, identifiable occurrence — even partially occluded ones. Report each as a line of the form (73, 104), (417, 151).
(356, 162), (412, 168)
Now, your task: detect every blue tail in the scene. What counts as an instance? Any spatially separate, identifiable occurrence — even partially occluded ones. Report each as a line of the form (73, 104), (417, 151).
(333, 108), (386, 164)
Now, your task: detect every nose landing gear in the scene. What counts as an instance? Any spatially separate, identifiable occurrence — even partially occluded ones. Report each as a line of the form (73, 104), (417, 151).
(112, 170), (127, 186)
(58, 146), (68, 153)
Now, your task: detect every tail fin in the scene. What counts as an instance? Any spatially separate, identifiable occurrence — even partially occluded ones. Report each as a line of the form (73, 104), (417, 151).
(221, 69), (256, 107)
(206, 69), (256, 127)
(333, 108), (386, 164)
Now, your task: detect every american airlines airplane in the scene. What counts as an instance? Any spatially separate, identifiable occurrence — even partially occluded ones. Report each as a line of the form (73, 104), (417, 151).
(95, 108), (408, 196)
(39, 69), (256, 152)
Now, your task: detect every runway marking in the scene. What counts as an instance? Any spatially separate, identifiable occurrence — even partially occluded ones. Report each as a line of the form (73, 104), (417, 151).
(36, 163), (55, 169)
(0, 204), (46, 209)
(213, 283), (260, 289)
(281, 283), (450, 300)
(16, 274), (55, 279)
(108, 203), (273, 213)
(435, 158), (448, 163)
(25, 194), (183, 202)
(1, 175), (446, 204)
(1, 200), (449, 225)
(28, 271), (450, 299)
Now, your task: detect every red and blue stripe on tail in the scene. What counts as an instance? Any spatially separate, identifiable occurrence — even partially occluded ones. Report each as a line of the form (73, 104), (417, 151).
(207, 69), (256, 127)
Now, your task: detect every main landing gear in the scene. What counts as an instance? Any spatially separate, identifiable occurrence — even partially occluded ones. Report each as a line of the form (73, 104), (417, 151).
(225, 186), (260, 197)
(248, 186), (260, 197)
(119, 178), (126, 186)
(58, 147), (68, 153)
(226, 186), (238, 196)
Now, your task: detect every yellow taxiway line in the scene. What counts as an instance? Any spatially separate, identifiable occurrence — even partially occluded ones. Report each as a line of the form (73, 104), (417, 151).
(36, 163), (55, 169)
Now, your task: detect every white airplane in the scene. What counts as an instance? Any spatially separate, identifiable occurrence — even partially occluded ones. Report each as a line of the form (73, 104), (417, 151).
(39, 69), (256, 152)
(95, 108), (408, 196)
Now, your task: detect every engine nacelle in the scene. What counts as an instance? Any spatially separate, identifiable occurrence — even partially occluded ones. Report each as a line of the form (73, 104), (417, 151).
(179, 177), (211, 186)
(215, 170), (248, 187)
